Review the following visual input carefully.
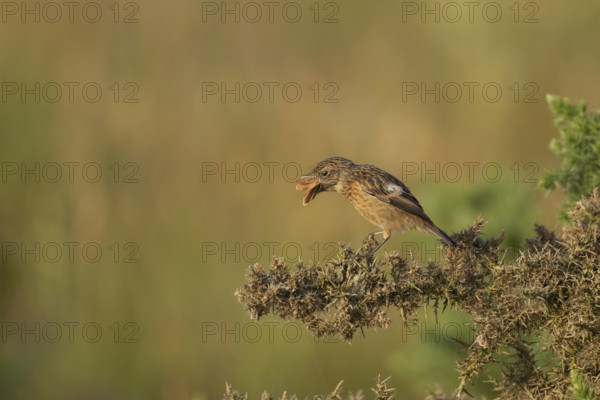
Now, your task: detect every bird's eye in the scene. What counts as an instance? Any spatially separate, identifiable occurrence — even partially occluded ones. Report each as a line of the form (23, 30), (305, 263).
(321, 170), (329, 177)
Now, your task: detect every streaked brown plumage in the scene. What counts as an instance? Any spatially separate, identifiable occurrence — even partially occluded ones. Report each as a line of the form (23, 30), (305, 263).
(296, 157), (456, 253)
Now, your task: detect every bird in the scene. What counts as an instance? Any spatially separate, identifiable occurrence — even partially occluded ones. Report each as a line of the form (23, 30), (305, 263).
(295, 157), (456, 254)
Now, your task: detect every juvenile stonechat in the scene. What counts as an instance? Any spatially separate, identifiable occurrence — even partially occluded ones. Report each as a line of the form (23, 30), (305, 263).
(296, 157), (456, 253)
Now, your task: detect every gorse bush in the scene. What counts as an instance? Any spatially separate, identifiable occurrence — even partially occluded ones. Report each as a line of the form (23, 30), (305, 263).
(230, 96), (600, 400)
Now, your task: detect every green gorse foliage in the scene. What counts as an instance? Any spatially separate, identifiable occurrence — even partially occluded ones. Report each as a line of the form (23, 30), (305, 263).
(540, 94), (600, 219)
(570, 371), (599, 400)
(231, 96), (600, 400)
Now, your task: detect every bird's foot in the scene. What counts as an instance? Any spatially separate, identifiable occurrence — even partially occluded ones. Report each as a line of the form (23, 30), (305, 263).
(354, 232), (381, 263)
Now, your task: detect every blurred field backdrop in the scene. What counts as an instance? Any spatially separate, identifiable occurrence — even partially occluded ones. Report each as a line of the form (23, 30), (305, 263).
(1, 1), (599, 399)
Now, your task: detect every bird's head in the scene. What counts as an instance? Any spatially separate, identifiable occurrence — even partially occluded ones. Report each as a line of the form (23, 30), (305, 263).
(295, 157), (355, 205)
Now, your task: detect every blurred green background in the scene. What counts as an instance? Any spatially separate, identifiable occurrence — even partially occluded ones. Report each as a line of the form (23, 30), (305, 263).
(1, 1), (599, 399)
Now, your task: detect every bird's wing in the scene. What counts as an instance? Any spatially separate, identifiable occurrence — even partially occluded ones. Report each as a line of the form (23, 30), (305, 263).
(361, 169), (431, 222)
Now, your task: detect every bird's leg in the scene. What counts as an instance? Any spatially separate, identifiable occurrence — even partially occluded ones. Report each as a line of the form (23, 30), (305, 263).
(366, 230), (392, 259)
(355, 231), (391, 260)
(363, 231), (385, 245)
(355, 231), (383, 257)
(368, 235), (389, 256)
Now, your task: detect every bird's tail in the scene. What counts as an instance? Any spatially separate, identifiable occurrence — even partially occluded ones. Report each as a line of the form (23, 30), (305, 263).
(426, 223), (457, 247)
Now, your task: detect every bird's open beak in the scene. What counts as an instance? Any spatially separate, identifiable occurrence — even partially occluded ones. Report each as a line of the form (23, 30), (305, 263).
(295, 174), (321, 205)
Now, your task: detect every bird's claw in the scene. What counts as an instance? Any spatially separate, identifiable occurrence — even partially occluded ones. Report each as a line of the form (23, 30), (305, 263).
(354, 233), (380, 262)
